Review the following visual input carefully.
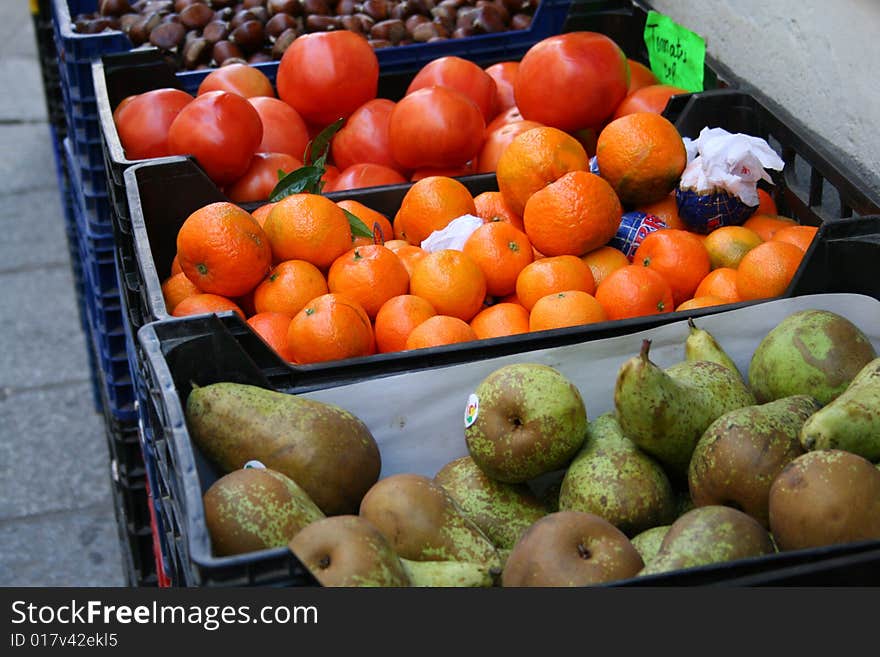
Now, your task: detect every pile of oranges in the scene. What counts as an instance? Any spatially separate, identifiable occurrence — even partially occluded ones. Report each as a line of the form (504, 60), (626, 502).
(162, 113), (815, 366)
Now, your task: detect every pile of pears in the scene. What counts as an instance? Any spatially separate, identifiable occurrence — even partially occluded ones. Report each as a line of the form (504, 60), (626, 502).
(185, 308), (880, 587)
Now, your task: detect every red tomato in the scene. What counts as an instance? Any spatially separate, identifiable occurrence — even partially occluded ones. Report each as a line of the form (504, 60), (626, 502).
(321, 164), (340, 191)
(324, 163), (408, 193)
(515, 32), (630, 132)
(331, 99), (401, 173)
(476, 120), (544, 173)
(485, 106), (524, 134)
(627, 59), (659, 94)
(167, 90), (263, 185)
(406, 56), (499, 123)
(612, 84), (689, 120)
(276, 31), (379, 126)
(248, 96), (310, 160)
(197, 63), (275, 98)
(484, 61), (519, 113)
(410, 162), (477, 181)
(113, 88), (193, 160)
(225, 152), (303, 204)
(389, 86), (486, 170)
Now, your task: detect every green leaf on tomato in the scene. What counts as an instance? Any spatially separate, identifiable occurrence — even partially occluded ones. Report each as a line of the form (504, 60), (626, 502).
(269, 165), (324, 202)
(304, 118), (344, 165)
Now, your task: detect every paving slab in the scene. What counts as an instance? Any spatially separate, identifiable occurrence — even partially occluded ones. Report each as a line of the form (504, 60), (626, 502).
(0, 123), (60, 197)
(0, 382), (111, 521)
(0, 503), (126, 587)
(0, 266), (94, 390)
(0, 1), (42, 61)
(0, 57), (49, 123)
(0, 185), (69, 273)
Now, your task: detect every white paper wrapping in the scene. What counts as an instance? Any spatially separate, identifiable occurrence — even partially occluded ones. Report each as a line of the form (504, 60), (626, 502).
(680, 127), (785, 206)
(420, 214), (483, 252)
(301, 294), (880, 481)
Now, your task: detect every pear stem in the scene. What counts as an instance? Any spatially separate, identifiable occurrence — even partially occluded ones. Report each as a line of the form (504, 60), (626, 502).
(640, 339), (652, 362)
(687, 317), (697, 331)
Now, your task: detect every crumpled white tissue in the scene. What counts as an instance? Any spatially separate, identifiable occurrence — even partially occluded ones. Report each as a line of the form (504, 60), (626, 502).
(420, 214), (484, 253)
(680, 127), (784, 206)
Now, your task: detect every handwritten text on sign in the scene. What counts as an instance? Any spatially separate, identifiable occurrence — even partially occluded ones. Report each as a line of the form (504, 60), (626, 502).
(643, 11), (706, 92)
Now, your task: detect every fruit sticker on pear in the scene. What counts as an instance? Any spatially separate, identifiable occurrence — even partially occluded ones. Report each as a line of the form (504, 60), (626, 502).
(464, 394), (480, 428)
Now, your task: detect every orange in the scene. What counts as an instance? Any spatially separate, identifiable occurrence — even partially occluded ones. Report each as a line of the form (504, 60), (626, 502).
(170, 254), (182, 276)
(595, 265), (674, 320)
(404, 315), (478, 350)
(528, 291), (607, 332)
(736, 240), (804, 301)
(580, 246), (630, 288)
(253, 259), (328, 317)
(676, 296), (728, 312)
(263, 193), (353, 269)
(176, 201), (272, 297)
(235, 288), (257, 316)
(612, 84), (688, 120)
(771, 224), (818, 253)
(373, 294), (437, 354)
(596, 112), (687, 206)
(247, 312), (296, 362)
(694, 267), (742, 304)
(755, 188), (778, 217)
(462, 221), (534, 297)
(251, 202), (277, 228)
(161, 272), (201, 314)
(635, 192), (687, 230)
(742, 214), (797, 242)
(384, 239), (428, 277)
(336, 199), (394, 245)
(473, 191), (525, 231)
(469, 302), (530, 339)
(327, 244), (410, 318)
(171, 293), (245, 319)
(496, 126), (589, 216)
(476, 119), (545, 174)
(515, 255), (596, 311)
(287, 293), (375, 364)
(409, 249), (487, 322)
(523, 170), (622, 257)
(392, 176), (476, 246)
(634, 228), (711, 307)
(703, 225), (764, 270)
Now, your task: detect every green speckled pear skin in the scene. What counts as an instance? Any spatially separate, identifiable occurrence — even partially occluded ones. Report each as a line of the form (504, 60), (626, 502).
(400, 558), (496, 587)
(630, 525), (671, 566)
(203, 468), (325, 557)
(688, 395), (819, 528)
(799, 358), (880, 461)
(288, 515), (410, 587)
(558, 413), (676, 537)
(434, 456), (547, 550)
(748, 309), (877, 405)
(185, 382), (381, 516)
(684, 318), (742, 379)
(639, 505), (775, 576)
(614, 340), (756, 477)
(464, 364), (588, 483)
(359, 473), (502, 569)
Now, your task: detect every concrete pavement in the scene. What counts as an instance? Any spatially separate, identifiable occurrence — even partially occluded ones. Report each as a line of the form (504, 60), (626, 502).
(0, 0), (125, 586)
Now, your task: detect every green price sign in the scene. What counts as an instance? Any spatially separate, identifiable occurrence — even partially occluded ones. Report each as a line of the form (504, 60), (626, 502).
(643, 10), (706, 92)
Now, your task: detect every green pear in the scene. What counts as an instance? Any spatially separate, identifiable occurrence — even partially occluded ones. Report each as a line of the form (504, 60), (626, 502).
(400, 558), (497, 587)
(359, 473), (502, 568)
(464, 363), (588, 483)
(558, 413), (676, 536)
(685, 318), (741, 378)
(434, 456), (547, 550)
(639, 505), (775, 576)
(186, 382), (381, 515)
(749, 309), (876, 405)
(688, 395), (819, 527)
(768, 450), (880, 551)
(203, 467), (325, 557)
(288, 515), (410, 587)
(614, 339), (756, 477)
(502, 511), (644, 587)
(630, 525), (671, 566)
(799, 357), (880, 461)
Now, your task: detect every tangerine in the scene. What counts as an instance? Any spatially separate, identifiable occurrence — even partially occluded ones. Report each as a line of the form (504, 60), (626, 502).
(409, 249), (487, 322)
(171, 293), (245, 319)
(374, 294), (437, 353)
(327, 244), (410, 318)
(771, 224), (818, 252)
(253, 259), (328, 317)
(594, 265), (674, 320)
(263, 193), (353, 269)
(469, 302), (531, 339)
(580, 246), (630, 288)
(393, 176), (476, 246)
(247, 312), (296, 362)
(736, 240), (804, 301)
(694, 267), (742, 304)
(515, 255), (596, 311)
(634, 228), (711, 307)
(742, 214), (797, 242)
(703, 225), (764, 270)
(462, 221), (534, 297)
(473, 191), (525, 231)
(404, 315), (478, 350)
(287, 293), (375, 364)
(161, 272), (201, 314)
(528, 290), (607, 332)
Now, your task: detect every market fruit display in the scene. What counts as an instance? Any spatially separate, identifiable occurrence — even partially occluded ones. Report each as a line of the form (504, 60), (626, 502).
(185, 307), (880, 586)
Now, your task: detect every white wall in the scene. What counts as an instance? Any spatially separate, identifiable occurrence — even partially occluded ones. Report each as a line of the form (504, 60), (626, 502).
(650, 0), (880, 199)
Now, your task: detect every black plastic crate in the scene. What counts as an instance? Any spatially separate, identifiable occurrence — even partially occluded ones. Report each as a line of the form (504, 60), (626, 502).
(136, 282), (880, 587)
